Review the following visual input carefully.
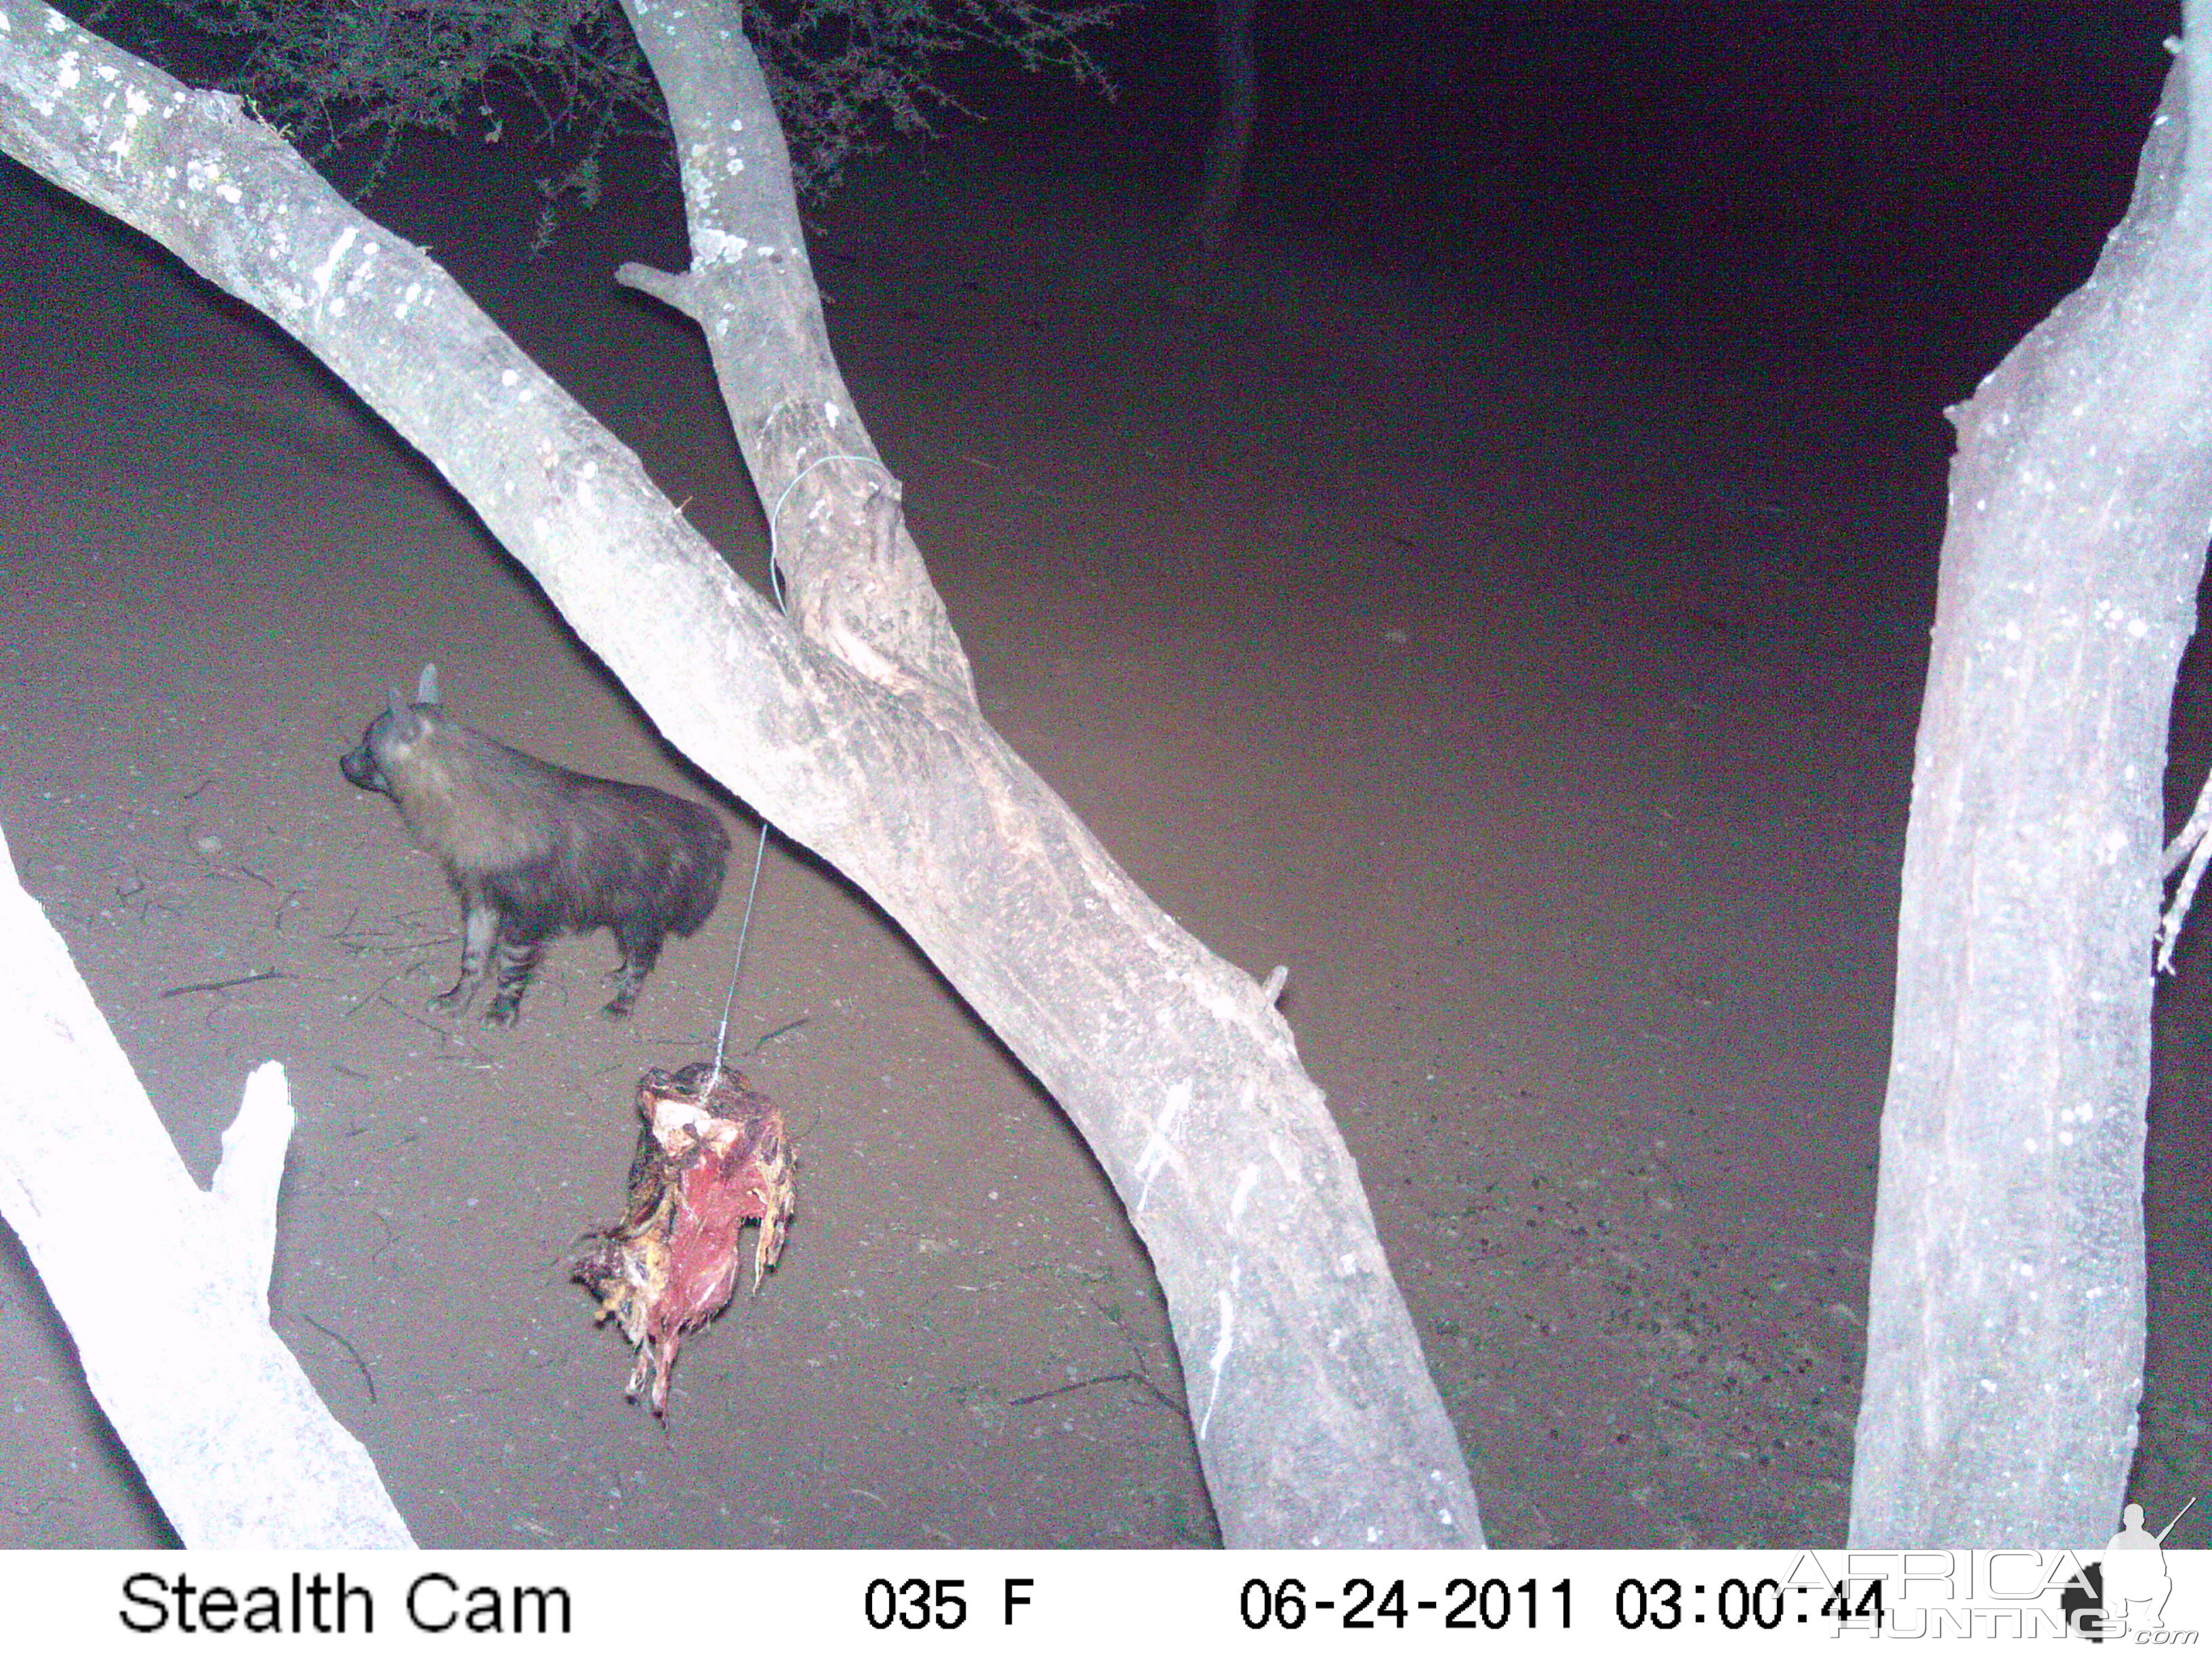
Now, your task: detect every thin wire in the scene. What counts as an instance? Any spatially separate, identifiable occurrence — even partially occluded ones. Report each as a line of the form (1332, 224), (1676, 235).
(764, 450), (897, 612)
(711, 819), (771, 1078)
(706, 450), (892, 1086)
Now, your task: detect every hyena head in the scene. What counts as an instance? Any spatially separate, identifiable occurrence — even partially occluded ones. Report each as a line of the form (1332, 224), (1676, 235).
(340, 663), (442, 797)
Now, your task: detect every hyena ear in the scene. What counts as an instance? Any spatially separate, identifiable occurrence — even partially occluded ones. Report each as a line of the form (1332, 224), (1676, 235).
(416, 663), (441, 705)
(385, 684), (430, 745)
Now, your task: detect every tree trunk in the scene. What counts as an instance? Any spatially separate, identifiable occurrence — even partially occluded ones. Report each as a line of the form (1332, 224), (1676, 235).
(0, 0), (1481, 1547)
(0, 828), (413, 1547)
(1181, 0), (1259, 270)
(1851, 22), (2212, 1547)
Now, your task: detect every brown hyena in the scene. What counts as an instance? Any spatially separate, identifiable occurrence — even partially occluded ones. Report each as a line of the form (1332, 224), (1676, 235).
(341, 665), (729, 1026)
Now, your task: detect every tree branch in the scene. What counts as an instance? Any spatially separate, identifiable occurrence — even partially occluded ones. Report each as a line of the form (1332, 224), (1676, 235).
(1850, 18), (2212, 1546)
(0, 825), (412, 1547)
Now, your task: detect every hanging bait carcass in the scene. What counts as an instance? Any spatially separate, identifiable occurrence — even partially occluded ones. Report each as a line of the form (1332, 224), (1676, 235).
(573, 1062), (794, 1412)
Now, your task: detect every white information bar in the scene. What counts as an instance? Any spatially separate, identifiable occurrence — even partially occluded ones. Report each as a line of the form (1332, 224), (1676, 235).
(2, 1548), (2203, 1652)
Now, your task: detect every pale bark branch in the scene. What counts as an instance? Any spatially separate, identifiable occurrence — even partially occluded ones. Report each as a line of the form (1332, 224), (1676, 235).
(2156, 762), (2212, 970)
(1851, 17), (2212, 1546)
(0, 824), (413, 1547)
(614, 259), (700, 319)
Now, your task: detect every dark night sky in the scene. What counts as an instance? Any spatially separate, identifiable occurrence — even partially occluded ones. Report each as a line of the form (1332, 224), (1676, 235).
(81, 0), (2190, 346)
(981, 1), (2165, 365)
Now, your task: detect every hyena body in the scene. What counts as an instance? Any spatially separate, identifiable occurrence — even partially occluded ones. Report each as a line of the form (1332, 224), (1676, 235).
(341, 667), (729, 1027)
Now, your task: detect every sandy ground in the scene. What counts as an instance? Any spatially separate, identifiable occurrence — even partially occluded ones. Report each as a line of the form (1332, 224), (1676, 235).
(0, 43), (2206, 1550)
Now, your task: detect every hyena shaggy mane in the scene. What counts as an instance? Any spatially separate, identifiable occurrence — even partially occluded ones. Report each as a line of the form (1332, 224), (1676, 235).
(341, 665), (730, 1027)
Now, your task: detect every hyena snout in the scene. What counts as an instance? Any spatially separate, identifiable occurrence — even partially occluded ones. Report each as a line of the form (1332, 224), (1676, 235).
(338, 741), (382, 792)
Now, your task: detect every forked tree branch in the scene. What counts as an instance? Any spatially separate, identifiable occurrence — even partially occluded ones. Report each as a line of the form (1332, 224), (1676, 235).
(0, 825), (412, 1547)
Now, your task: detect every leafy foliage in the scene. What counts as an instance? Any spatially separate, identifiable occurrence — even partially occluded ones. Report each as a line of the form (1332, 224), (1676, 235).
(104, 0), (1119, 208)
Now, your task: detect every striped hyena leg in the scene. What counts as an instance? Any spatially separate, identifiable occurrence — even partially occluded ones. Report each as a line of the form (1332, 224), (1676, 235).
(484, 915), (550, 1027)
(432, 889), (499, 1016)
(601, 914), (669, 1019)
